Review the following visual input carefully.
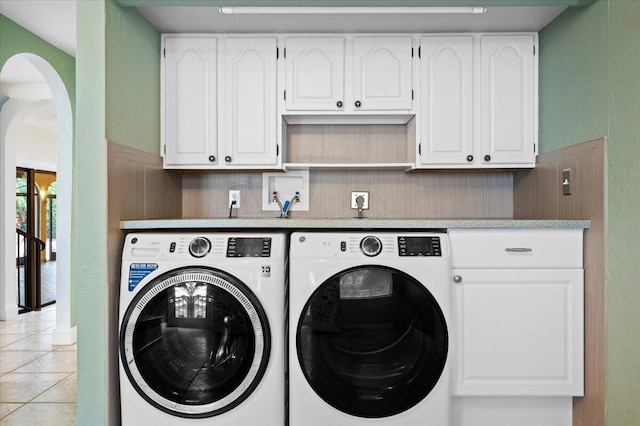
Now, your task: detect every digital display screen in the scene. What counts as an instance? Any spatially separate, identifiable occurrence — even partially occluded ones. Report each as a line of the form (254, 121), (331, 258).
(227, 237), (271, 257)
(398, 237), (441, 257)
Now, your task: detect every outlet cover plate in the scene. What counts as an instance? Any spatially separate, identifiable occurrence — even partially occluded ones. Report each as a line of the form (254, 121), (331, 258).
(229, 190), (240, 208)
(351, 191), (370, 210)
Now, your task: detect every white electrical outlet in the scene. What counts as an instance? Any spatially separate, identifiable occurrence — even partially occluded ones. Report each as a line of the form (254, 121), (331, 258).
(229, 190), (240, 208)
(350, 191), (370, 210)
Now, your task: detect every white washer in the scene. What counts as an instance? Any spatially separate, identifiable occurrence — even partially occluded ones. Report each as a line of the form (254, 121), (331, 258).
(289, 232), (451, 426)
(119, 233), (286, 425)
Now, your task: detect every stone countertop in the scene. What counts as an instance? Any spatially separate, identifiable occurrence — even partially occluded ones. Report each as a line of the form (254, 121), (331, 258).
(120, 218), (590, 230)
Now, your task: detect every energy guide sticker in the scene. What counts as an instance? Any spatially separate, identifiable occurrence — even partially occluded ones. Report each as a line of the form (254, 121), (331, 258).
(128, 263), (158, 291)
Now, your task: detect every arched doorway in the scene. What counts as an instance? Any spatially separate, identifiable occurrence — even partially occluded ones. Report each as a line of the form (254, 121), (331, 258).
(0, 53), (74, 344)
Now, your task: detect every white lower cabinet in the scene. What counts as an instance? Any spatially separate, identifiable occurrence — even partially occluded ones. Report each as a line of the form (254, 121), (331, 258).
(451, 268), (584, 396)
(449, 229), (584, 398)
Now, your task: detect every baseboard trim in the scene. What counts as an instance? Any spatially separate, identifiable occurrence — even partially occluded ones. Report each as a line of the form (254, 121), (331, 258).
(0, 303), (19, 321)
(52, 326), (77, 345)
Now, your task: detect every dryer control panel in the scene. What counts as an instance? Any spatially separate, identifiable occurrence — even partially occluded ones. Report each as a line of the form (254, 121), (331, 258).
(398, 236), (442, 257)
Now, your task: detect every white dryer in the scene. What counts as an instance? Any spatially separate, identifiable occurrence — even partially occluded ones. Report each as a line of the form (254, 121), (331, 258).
(119, 232), (286, 425)
(289, 232), (451, 426)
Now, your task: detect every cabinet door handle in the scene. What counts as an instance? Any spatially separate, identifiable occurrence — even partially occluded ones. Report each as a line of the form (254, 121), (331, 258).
(336, 100), (343, 108)
(484, 154), (491, 162)
(466, 155), (474, 162)
(505, 247), (533, 252)
(453, 275), (462, 284)
(208, 155), (216, 162)
(355, 100), (362, 108)
(225, 156), (232, 163)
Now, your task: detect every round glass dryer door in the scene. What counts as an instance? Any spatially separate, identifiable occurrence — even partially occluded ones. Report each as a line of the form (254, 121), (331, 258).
(297, 266), (448, 418)
(120, 267), (270, 418)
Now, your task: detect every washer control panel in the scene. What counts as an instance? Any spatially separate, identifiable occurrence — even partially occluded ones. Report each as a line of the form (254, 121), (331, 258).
(227, 237), (272, 257)
(398, 236), (442, 257)
(188, 237), (211, 258)
(360, 236), (383, 257)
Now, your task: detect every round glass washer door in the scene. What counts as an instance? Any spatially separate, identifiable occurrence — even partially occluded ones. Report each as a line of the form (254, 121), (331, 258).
(297, 266), (448, 418)
(120, 267), (270, 418)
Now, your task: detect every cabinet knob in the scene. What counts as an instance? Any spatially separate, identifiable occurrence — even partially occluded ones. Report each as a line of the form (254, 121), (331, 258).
(453, 275), (462, 284)
(208, 155), (216, 162)
(355, 100), (362, 108)
(336, 101), (343, 108)
(484, 155), (491, 162)
(466, 155), (474, 162)
(225, 156), (232, 163)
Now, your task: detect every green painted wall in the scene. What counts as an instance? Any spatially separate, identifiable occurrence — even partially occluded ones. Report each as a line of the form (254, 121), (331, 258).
(539, 0), (640, 423)
(75, 1), (109, 424)
(106, 0), (161, 154)
(606, 1), (640, 424)
(0, 15), (76, 110)
(75, 0), (161, 423)
(538, 2), (608, 153)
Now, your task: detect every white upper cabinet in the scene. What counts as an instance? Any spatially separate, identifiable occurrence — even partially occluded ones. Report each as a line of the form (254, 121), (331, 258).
(222, 37), (278, 167)
(480, 35), (536, 166)
(417, 33), (537, 169)
(163, 36), (218, 167)
(285, 37), (345, 111)
(419, 36), (473, 165)
(284, 36), (413, 114)
(352, 37), (413, 111)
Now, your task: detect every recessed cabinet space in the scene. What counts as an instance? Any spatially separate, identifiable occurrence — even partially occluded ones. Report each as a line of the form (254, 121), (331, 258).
(162, 35), (280, 170)
(449, 229), (584, 396)
(163, 36), (218, 168)
(417, 34), (537, 169)
(284, 36), (413, 113)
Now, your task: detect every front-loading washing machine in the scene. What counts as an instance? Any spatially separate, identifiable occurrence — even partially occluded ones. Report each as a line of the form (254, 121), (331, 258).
(119, 232), (286, 425)
(289, 232), (451, 426)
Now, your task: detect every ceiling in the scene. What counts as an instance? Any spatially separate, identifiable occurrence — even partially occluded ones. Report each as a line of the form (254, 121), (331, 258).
(0, 1), (77, 57)
(137, 5), (567, 34)
(0, 1), (574, 92)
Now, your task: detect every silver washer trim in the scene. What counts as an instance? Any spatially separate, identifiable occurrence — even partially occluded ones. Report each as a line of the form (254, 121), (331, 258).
(122, 269), (265, 416)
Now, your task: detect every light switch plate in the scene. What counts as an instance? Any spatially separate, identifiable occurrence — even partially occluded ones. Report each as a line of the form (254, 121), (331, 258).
(562, 169), (571, 195)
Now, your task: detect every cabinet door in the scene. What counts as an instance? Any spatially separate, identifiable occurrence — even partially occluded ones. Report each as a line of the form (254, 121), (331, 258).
(285, 37), (345, 111)
(451, 268), (584, 396)
(352, 37), (413, 111)
(164, 37), (217, 167)
(419, 36), (474, 165)
(223, 37), (278, 167)
(480, 35), (536, 166)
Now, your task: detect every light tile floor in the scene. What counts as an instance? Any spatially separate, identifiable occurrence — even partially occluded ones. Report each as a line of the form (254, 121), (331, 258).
(0, 305), (76, 425)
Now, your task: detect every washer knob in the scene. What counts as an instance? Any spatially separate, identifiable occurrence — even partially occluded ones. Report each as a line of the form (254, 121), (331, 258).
(189, 237), (211, 258)
(360, 236), (382, 257)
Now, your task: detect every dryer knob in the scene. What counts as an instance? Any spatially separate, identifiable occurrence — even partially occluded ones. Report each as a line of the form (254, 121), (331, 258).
(189, 237), (211, 258)
(360, 236), (382, 257)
